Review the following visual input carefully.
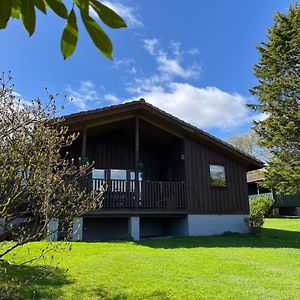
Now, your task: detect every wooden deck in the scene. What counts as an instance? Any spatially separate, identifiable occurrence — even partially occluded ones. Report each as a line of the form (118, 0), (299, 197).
(82, 178), (186, 210)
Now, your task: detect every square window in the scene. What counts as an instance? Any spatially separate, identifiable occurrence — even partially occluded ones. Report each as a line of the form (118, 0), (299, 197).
(210, 165), (226, 187)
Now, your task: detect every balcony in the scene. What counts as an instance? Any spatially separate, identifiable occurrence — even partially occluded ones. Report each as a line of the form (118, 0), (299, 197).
(87, 178), (186, 210)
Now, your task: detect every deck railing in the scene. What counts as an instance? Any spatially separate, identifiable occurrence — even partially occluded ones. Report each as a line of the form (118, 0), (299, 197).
(90, 179), (186, 209)
(249, 193), (273, 200)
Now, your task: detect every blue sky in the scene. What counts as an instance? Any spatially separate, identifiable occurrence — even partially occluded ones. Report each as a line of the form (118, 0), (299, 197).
(0, 0), (291, 139)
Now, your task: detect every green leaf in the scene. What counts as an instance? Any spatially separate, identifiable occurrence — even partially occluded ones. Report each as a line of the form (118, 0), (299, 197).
(61, 9), (78, 60)
(81, 13), (113, 59)
(90, 0), (127, 29)
(11, 0), (21, 19)
(45, 0), (67, 19)
(21, 0), (36, 36)
(74, 0), (89, 16)
(0, 0), (12, 29)
(34, 0), (47, 14)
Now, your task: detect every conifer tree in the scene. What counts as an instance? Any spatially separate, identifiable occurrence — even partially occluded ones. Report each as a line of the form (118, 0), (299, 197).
(250, 4), (300, 195)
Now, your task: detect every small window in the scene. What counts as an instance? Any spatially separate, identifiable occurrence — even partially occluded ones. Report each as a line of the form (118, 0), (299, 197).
(210, 165), (226, 187)
(92, 169), (105, 180)
(111, 169), (127, 180)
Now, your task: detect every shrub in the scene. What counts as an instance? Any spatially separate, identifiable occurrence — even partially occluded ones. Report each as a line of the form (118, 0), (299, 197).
(267, 207), (280, 218)
(249, 195), (274, 234)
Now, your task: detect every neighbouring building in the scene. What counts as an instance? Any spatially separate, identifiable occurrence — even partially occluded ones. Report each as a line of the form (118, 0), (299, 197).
(247, 171), (300, 217)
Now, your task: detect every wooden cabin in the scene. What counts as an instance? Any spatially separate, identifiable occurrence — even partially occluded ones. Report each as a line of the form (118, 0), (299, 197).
(57, 99), (263, 241)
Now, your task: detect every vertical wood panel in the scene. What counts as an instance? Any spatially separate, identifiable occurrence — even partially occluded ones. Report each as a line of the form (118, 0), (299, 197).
(184, 138), (249, 214)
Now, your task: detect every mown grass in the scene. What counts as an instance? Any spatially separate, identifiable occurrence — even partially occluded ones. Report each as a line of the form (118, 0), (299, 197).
(1, 218), (300, 299)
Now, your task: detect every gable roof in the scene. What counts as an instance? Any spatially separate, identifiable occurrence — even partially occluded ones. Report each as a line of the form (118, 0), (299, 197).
(62, 99), (264, 171)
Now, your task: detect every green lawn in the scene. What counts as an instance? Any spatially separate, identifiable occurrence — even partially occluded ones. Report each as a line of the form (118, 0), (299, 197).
(1, 218), (300, 299)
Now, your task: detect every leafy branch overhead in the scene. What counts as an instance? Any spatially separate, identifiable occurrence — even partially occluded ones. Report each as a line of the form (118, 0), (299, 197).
(0, 0), (127, 59)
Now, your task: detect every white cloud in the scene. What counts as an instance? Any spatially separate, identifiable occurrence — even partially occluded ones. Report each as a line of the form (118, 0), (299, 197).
(252, 112), (269, 122)
(143, 39), (159, 55)
(156, 51), (200, 79)
(112, 58), (135, 69)
(129, 67), (137, 74)
(170, 40), (182, 57)
(126, 74), (168, 94)
(126, 82), (252, 130)
(125, 39), (256, 131)
(187, 48), (200, 55)
(170, 41), (200, 57)
(111, 57), (137, 74)
(66, 80), (100, 109)
(65, 38), (256, 132)
(104, 93), (119, 103)
(91, 1), (142, 28)
(142, 39), (200, 80)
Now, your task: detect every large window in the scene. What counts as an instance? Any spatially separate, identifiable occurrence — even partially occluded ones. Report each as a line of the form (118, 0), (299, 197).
(210, 165), (226, 187)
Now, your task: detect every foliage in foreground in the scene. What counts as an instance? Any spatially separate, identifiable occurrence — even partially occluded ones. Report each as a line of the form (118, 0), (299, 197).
(1, 219), (299, 299)
(0, 74), (102, 297)
(0, 0), (127, 59)
(249, 195), (274, 233)
(250, 4), (300, 195)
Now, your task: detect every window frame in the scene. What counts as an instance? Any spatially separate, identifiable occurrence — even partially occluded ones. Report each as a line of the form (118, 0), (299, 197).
(209, 164), (227, 189)
(92, 168), (107, 180)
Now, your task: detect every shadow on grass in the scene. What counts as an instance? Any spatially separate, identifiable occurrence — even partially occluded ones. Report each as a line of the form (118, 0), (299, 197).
(94, 286), (170, 300)
(136, 228), (300, 249)
(0, 261), (72, 299)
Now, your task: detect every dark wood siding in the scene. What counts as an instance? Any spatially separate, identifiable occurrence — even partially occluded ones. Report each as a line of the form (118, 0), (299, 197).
(184, 139), (249, 214)
(87, 132), (135, 170)
(68, 131), (185, 182)
(159, 139), (185, 182)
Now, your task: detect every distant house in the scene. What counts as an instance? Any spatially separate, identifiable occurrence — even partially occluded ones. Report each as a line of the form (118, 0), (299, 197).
(247, 172), (300, 217)
(53, 99), (263, 241)
(247, 171), (272, 196)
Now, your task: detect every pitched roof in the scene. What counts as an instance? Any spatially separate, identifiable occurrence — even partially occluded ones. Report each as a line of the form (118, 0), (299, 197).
(62, 99), (264, 171)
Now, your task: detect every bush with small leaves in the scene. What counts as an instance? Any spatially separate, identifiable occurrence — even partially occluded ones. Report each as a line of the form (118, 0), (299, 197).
(249, 195), (274, 234)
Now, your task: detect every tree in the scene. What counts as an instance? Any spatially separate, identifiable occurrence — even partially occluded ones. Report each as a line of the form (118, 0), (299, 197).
(0, 74), (102, 266)
(249, 4), (300, 195)
(226, 130), (269, 161)
(0, 0), (127, 59)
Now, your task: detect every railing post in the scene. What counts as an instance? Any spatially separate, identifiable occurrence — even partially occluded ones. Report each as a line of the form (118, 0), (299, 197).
(135, 117), (139, 209)
(81, 125), (87, 157)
